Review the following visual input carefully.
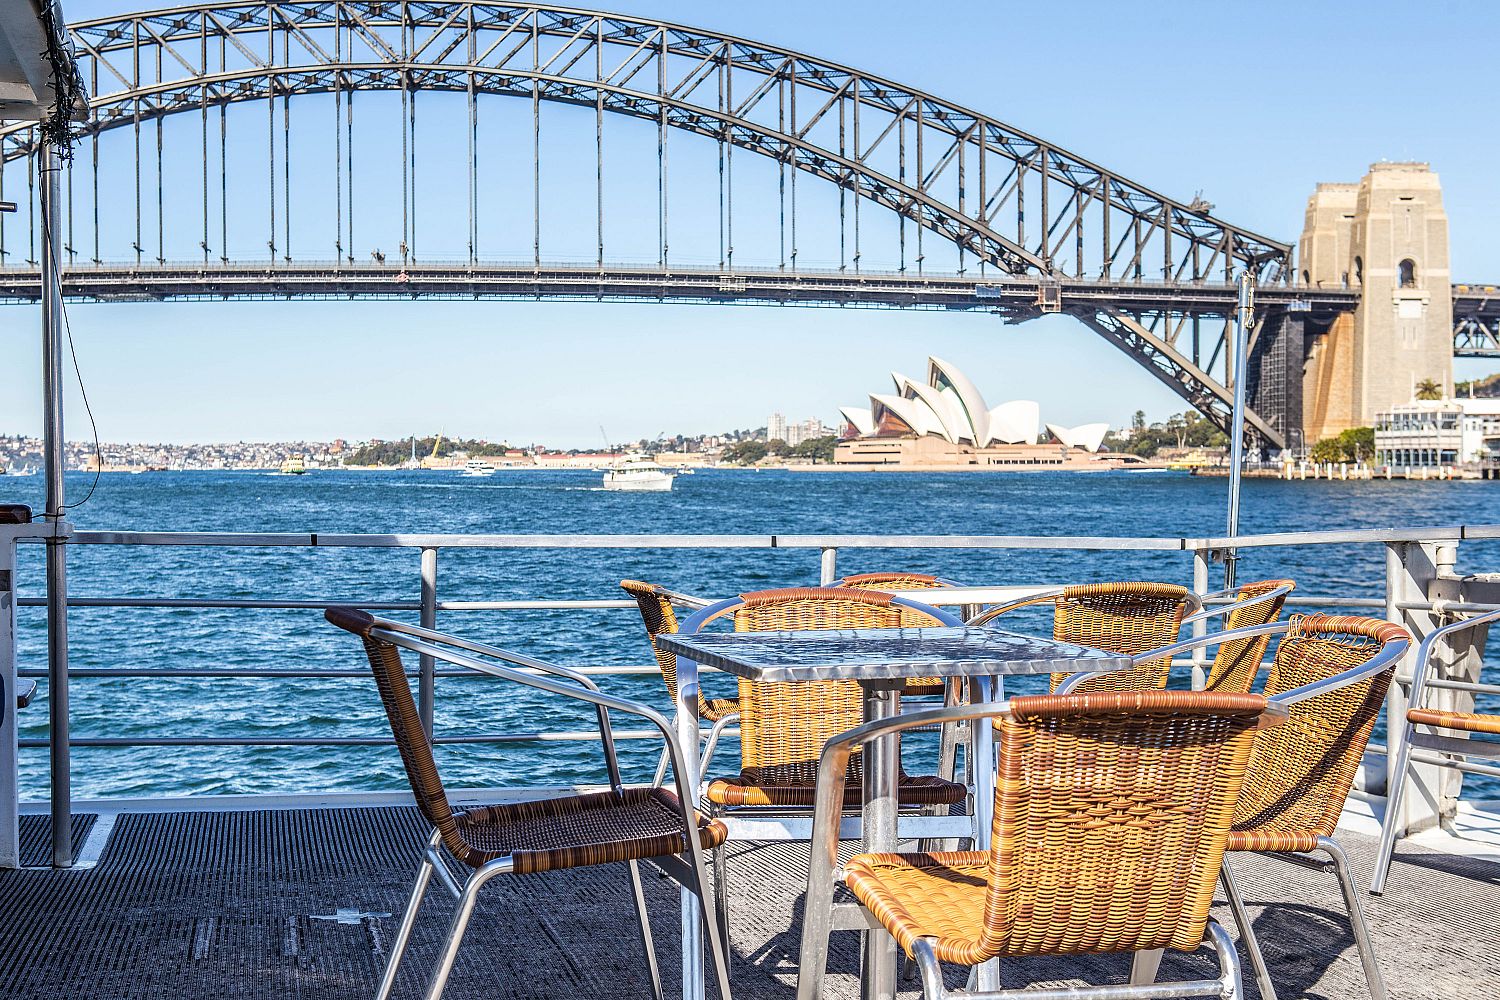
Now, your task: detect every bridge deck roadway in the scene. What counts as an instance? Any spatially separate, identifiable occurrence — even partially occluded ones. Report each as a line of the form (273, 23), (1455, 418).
(0, 262), (1360, 315)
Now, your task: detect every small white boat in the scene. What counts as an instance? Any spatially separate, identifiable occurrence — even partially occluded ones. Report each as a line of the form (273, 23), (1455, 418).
(460, 460), (495, 477)
(602, 455), (676, 492)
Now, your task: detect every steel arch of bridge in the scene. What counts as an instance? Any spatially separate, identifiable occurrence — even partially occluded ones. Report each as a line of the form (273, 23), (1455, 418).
(0, 1), (1301, 444)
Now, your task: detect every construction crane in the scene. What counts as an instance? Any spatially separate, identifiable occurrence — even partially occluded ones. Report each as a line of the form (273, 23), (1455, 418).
(430, 433), (444, 460)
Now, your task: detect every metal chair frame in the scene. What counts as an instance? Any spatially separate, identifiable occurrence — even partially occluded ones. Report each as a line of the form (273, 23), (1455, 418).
(678, 590), (967, 947)
(333, 612), (734, 1000)
(1371, 607), (1500, 895)
(794, 698), (1284, 1000)
(1139, 619), (1410, 1000)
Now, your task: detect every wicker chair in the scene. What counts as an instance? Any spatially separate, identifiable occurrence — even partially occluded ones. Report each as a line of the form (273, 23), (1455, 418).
(968, 582), (1196, 693)
(795, 690), (1279, 1000)
(325, 607), (733, 1000)
(830, 572), (964, 697)
(1157, 613), (1409, 1000)
(621, 580), (739, 783)
(679, 587), (969, 942)
(1194, 579), (1297, 692)
(1372, 608), (1500, 895)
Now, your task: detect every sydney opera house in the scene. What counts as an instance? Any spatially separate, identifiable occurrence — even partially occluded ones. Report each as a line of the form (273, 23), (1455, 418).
(834, 357), (1146, 470)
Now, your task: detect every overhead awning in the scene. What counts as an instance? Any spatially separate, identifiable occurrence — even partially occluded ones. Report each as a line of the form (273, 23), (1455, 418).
(0, 0), (85, 123)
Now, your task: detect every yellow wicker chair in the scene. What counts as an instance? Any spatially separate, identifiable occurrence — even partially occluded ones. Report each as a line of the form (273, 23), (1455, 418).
(969, 582), (1196, 693)
(1214, 614), (1410, 1000)
(621, 580), (740, 783)
(795, 690), (1278, 1000)
(684, 587), (969, 942)
(1372, 608), (1500, 895)
(1199, 579), (1297, 692)
(325, 607), (734, 1000)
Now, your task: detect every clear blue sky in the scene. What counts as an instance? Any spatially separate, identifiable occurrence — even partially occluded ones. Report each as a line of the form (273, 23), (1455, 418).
(3, 0), (1497, 446)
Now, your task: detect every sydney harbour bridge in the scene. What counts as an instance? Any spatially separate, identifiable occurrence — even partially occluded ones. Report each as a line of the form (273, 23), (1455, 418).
(1, 1), (1497, 450)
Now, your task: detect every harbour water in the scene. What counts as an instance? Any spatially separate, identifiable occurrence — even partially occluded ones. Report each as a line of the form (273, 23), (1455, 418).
(6, 468), (1499, 800)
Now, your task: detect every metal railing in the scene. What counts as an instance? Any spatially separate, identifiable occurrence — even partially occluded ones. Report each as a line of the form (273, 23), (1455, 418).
(9, 524), (1500, 855)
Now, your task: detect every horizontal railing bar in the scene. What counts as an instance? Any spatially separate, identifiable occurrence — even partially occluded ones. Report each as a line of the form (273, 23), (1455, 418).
(16, 665), (669, 679)
(1417, 677), (1500, 696)
(28, 525), (1495, 550)
(14, 597), (635, 611)
(18, 729), (669, 749)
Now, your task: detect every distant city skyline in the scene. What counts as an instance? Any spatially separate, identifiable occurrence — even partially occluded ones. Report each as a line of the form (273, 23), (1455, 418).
(3, 0), (1496, 447)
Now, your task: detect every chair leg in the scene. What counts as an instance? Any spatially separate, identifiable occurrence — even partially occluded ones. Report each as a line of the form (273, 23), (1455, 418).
(1220, 859), (1278, 1000)
(683, 842), (734, 1000)
(626, 860), (664, 1000)
(711, 842), (730, 949)
(376, 849), (437, 1000)
(1129, 949), (1163, 985)
(910, 938), (946, 1000)
(422, 860), (510, 1000)
(1317, 836), (1387, 1000)
(1370, 725), (1414, 896)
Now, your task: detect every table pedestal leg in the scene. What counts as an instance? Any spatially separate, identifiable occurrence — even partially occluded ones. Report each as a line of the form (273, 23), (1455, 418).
(971, 675), (1001, 992)
(677, 659), (705, 1000)
(861, 684), (900, 1000)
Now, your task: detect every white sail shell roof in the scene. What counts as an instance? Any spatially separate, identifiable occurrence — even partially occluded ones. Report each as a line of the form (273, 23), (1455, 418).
(839, 405), (876, 437)
(987, 400), (1041, 445)
(1046, 422), (1110, 452)
(927, 357), (991, 446)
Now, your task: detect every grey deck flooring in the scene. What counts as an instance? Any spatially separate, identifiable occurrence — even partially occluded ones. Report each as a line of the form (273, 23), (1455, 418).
(0, 805), (1495, 999)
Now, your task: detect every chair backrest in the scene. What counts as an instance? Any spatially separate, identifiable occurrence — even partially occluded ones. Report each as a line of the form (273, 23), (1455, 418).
(836, 572), (955, 591)
(1204, 579), (1296, 693)
(965, 691), (1268, 963)
(325, 607), (472, 865)
(1050, 582), (1191, 693)
(1232, 614), (1406, 838)
(697, 587), (954, 785)
(620, 579), (684, 702)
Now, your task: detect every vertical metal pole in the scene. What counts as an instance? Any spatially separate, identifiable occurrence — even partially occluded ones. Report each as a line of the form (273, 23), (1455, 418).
(1191, 547), (1210, 690)
(819, 547), (837, 586)
(40, 146), (70, 868)
(419, 547), (437, 738)
(1224, 271), (1253, 589)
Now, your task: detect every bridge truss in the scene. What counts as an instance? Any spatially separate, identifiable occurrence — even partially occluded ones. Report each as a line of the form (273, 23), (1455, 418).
(0, 1), (1307, 444)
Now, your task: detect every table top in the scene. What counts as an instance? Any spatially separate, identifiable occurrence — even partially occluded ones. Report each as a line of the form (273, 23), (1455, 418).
(656, 625), (1131, 683)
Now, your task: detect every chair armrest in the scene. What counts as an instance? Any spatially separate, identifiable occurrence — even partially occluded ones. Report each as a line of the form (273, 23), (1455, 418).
(16, 679), (36, 709)
(1404, 608), (1500, 712)
(965, 588), (1065, 626)
(369, 621), (701, 808)
(1126, 621), (1291, 668)
(1182, 583), (1293, 628)
(369, 617), (604, 692)
(659, 587), (713, 611)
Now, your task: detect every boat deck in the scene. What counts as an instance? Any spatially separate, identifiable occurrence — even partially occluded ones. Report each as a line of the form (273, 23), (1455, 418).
(1, 804), (1496, 999)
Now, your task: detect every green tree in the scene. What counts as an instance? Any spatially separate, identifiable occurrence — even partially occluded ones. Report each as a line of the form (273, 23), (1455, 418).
(721, 440), (767, 465)
(1309, 427), (1374, 463)
(765, 438), (790, 457)
(790, 435), (837, 463)
(1415, 378), (1443, 400)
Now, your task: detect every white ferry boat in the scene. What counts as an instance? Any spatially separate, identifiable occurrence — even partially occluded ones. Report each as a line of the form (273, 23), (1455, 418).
(278, 454), (308, 475)
(460, 459), (495, 477)
(602, 454), (676, 491)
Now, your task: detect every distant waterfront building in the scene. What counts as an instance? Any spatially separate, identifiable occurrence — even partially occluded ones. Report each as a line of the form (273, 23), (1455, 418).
(1374, 397), (1500, 469)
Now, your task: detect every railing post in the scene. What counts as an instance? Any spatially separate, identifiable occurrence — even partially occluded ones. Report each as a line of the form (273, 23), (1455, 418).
(819, 546), (837, 586)
(419, 547), (438, 738)
(1191, 546), (1210, 690)
(1384, 540), (1449, 838)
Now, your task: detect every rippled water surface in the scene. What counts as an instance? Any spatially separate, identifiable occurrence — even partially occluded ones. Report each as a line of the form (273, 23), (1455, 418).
(7, 468), (1498, 799)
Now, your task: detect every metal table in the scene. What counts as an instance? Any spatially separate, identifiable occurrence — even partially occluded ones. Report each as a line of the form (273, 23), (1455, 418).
(657, 625), (1131, 1000)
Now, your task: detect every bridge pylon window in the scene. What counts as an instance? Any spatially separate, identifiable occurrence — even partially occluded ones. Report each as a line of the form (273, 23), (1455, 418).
(1399, 258), (1418, 288)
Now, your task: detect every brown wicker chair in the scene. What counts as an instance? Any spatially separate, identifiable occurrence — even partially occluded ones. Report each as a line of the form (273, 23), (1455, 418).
(684, 587), (968, 942)
(1198, 579), (1297, 692)
(795, 690), (1279, 1000)
(325, 607), (733, 1000)
(1373, 608), (1500, 895)
(621, 580), (739, 784)
(968, 582), (1196, 693)
(1213, 614), (1410, 1000)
